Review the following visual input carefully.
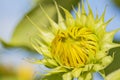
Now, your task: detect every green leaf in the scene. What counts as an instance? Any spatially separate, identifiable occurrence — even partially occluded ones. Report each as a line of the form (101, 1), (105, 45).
(1, 0), (79, 50)
(105, 47), (120, 75)
(106, 69), (120, 80)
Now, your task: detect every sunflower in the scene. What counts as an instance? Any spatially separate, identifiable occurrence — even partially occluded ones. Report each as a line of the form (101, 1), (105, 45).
(28, 1), (120, 80)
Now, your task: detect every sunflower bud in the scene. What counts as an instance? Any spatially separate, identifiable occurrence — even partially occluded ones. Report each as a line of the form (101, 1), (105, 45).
(31, 1), (120, 80)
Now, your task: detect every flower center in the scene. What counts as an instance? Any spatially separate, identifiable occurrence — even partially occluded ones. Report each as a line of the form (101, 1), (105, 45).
(51, 27), (99, 67)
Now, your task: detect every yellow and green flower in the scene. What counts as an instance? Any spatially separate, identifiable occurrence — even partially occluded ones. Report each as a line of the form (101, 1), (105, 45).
(29, 1), (120, 80)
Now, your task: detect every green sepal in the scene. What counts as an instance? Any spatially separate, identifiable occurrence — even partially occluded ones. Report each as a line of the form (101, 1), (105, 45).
(93, 64), (104, 71)
(63, 72), (73, 80)
(72, 68), (82, 78)
(45, 66), (68, 76)
(27, 58), (58, 68)
(101, 56), (113, 67)
(60, 6), (75, 28)
(44, 59), (59, 68)
(95, 51), (106, 60)
(78, 72), (93, 80)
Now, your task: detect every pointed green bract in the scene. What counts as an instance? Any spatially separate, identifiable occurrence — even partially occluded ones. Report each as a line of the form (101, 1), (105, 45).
(55, 2), (66, 30)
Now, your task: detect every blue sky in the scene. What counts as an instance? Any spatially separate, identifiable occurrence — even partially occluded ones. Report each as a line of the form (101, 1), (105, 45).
(0, 0), (33, 42)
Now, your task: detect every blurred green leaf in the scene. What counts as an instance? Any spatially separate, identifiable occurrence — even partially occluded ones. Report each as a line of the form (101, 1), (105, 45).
(0, 65), (16, 76)
(112, 0), (120, 7)
(0, 77), (17, 80)
(106, 69), (120, 80)
(1, 0), (79, 50)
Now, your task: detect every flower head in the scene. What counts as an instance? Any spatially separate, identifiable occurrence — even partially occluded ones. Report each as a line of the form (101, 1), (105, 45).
(29, 1), (120, 80)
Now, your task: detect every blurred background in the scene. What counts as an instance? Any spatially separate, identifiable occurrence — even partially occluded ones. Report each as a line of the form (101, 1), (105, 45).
(0, 0), (120, 80)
